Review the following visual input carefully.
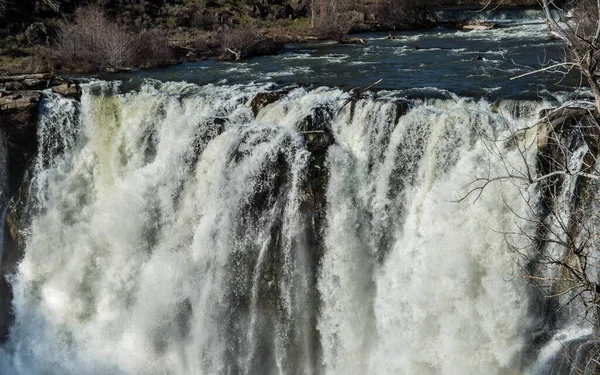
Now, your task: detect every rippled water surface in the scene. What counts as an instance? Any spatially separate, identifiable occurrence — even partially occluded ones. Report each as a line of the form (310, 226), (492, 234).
(84, 20), (585, 100)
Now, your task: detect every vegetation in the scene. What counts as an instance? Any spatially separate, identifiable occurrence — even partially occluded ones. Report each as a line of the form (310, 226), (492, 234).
(0, 0), (542, 73)
(46, 6), (172, 71)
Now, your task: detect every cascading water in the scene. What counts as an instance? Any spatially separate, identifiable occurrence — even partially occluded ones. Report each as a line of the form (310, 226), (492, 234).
(0, 81), (566, 374)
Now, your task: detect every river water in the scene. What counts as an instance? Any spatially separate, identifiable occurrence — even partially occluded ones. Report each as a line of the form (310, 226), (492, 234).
(92, 12), (583, 100)
(0, 8), (596, 375)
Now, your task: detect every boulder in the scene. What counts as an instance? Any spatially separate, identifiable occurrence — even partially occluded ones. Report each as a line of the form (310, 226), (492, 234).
(0, 91), (41, 112)
(51, 81), (82, 100)
(298, 107), (332, 132)
(221, 38), (283, 61)
(0, 73), (55, 91)
(463, 22), (496, 30)
(250, 90), (289, 116)
(3, 79), (46, 91)
(242, 38), (283, 59)
(303, 131), (333, 152)
(339, 38), (366, 45)
(537, 122), (552, 151)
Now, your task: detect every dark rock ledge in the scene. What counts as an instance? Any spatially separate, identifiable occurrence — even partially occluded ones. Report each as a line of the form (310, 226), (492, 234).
(0, 74), (81, 341)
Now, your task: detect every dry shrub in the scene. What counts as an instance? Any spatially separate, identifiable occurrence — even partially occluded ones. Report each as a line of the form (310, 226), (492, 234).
(570, 0), (599, 40)
(313, 0), (360, 40)
(47, 5), (172, 71)
(136, 29), (173, 68)
(215, 25), (262, 59)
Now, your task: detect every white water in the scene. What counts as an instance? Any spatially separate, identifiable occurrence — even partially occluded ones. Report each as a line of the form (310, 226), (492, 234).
(0, 82), (552, 374)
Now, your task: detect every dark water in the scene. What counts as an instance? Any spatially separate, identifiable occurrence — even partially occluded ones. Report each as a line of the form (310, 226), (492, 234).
(80, 21), (585, 100)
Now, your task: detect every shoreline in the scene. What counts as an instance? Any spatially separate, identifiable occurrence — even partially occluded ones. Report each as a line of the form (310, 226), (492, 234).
(0, 4), (545, 76)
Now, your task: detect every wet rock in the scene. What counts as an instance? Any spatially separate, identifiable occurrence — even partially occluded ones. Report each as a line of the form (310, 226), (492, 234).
(463, 22), (496, 30)
(392, 100), (410, 124)
(0, 167), (32, 342)
(303, 131), (333, 153)
(537, 122), (552, 151)
(250, 90), (289, 116)
(0, 91), (41, 111)
(220, 37), (282, 61)
(0, 73), (55, 91)
(298, 106), (332, 132)
(0, 91), (41, 184)
(51, 81), (82, 100)
(471, 55), (484, 61)
(541, 335), (600, 374)
(339, 37), (366, 45)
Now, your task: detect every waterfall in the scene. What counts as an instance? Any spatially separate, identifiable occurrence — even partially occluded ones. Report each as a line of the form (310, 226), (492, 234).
(0, 81), (557, 374)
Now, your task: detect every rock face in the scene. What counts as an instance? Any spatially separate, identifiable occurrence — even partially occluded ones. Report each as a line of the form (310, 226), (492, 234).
(0, 90), (42, 342)
(0, 73), (55, 91)
(0, 91), (41, 175)
(0, 74), (81, 342)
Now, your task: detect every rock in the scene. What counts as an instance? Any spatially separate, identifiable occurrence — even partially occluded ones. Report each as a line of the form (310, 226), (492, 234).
(471, 55), (484, 61)
(242, 38), (283, 59)
(265, 5), (292, 21)
(393, 101), (410, 123)
(0, 91), (41, 111)
(0, 91), (41, 196)
(463, 22), (496, 30)
(0, 73), (55, 91)
(25, 22), (48, 46)
(250, 90), (289, 116)
(303, 131), (333, 152)
(0, 73), (54, 83)
(339, 38), (366, 45)
(537, 122), (552, 150)
(0, 91), (41, 153)
(3, 79), (46, 91)
(298, 107), (332, 132)
(51, 82), (82, 100)
(220, 38), (283, 61)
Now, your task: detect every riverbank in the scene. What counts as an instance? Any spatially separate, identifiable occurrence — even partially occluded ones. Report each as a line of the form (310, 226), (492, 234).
(0, 1), (544, 76)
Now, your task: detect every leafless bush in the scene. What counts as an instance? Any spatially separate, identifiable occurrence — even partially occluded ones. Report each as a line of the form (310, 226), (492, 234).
(46, 5), (172, 71)
(312, 0), (358, 40)
(215, 25), (262, 60)
(135, 29), (173, 68)
(542, 0), (600, 112)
